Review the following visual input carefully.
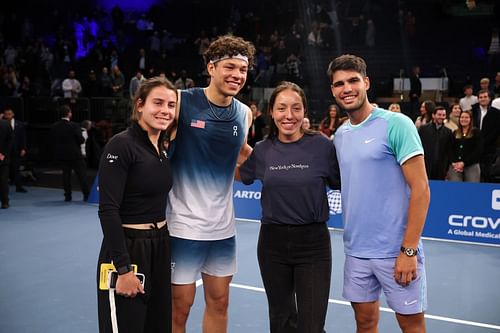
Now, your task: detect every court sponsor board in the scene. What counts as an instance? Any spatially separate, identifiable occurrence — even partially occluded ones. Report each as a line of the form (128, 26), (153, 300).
(233, 181), (500, 246)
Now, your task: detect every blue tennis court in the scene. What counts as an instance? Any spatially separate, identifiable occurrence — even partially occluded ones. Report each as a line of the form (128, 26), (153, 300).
(1, 186), (499, 332)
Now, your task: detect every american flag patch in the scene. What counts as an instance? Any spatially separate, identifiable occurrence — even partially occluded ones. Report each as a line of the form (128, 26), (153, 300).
(190, 119), (205, 129)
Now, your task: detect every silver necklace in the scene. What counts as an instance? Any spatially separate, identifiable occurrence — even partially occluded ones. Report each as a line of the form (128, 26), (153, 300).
(203, 89), (236, 121)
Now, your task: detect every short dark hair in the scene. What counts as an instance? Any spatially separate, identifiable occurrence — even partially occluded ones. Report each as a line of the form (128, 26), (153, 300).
(327, 54), (367, 79)
(478, 89), (490, 97)
(60, 105), (72, 117)
(433, 106), (446, 115)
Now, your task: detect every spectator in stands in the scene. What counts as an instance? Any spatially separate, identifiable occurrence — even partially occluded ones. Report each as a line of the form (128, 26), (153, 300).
(247, 101), (266, 147)
(83, 120), (103, 169)
(286, 53), (302, 84)
(80, 120), (90, 160)
(1, 65), (19, 96)
(149, 30), (161, 55)
(3, 44), (18, 66)
(365, 18), (376, 48)
(174, 69), (195, 90)
(479, 77), (494, 98)
(129, 70), (146, 100)
(109, 49), (119, 72)
(194, 30), (210, 70)
(447, 110), (482, 182)
(444, 102), (461, 132)
(238, 81), (340, 333)
(302, 117), (311, 130)
(319, 104), (343, 138)
(83, 69), (100, 98)
(50, 105), (89, 202)
(415, 100), (434, 129)
(16, 76), (34, 97)
(137, 48), (150, 74)
(459, 84), (478, 112)
(471, 90), (500, 182)
(492, 96), (500, 110)
(99, 66), (113, 97)
(0, 114), (13, 209)
(2, 108), (28, 193)
(388, 103), (401, 113)
(62, 69), (82, 101)
(409, 65), (422, 122)
(111, 66), (125, 98)
(156, 51), (169, 76)
(419, 106), (452, 180)
(307, 21), (323, 47)
(494, 72), (500, 97)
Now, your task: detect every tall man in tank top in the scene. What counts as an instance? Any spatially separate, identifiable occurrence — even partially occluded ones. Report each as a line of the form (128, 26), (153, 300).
(166, 35), (255, 333)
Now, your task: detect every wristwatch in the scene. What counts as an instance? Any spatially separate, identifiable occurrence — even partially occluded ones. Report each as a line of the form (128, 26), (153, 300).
(400, 246), (418, 257)
(116, 264), (133, 275)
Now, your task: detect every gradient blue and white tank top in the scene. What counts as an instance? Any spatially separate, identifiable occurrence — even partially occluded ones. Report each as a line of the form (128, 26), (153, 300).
(166, 88), (250, 240)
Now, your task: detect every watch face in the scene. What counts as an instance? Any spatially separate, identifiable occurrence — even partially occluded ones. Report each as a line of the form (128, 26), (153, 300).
(405, 248), (416, 256)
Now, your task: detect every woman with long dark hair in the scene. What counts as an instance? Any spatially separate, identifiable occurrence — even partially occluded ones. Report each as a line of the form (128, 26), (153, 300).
(238, 81), (340, 333)
(447, 109), (482, 182)
(318, 103), (343, 138)
(97, 77), (177, 333)
(415, 100), (435, 129)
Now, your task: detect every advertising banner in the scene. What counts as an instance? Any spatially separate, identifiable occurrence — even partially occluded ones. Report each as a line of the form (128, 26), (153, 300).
(233, 181), (500, 246)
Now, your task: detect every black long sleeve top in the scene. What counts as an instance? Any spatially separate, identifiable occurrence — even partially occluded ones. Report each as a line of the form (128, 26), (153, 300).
(98, 122), (172, 268)
(449, 128), (483, 166)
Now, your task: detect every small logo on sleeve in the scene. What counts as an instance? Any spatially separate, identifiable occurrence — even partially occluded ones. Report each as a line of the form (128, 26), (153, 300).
(106, 153), (118, 163)
(364, 138), (376, 144)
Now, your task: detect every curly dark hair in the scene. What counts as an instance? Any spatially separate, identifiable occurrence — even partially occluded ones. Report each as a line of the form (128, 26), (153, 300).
(204, 35), (256, 67)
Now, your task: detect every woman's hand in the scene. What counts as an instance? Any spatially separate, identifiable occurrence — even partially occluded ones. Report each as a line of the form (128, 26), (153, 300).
(115, 271), (145, 298)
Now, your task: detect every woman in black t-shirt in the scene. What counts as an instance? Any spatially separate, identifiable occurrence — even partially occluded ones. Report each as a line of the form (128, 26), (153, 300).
(239, 81), (340, 333)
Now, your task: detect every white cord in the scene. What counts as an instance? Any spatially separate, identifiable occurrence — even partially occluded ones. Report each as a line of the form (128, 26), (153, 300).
(109, 287), (119, 333)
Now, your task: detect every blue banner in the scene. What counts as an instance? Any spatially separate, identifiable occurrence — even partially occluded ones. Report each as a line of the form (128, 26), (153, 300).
(233, 180), (500, 246)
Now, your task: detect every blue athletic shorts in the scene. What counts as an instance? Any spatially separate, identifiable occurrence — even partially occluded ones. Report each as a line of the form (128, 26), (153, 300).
(343, 254), (427, 315)
(170, 236), (237, 284)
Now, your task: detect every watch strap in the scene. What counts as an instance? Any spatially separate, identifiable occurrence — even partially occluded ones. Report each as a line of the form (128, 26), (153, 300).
(116, 264), (133, 275)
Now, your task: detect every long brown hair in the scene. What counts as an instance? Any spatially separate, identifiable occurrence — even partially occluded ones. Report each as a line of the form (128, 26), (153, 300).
(130, 76), (177, 132)
(267, 81), (315, 139)
(454, 109), (475, 139)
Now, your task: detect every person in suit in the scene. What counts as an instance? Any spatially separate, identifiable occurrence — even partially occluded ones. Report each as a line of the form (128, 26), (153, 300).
(471, 89), (500, 182)
(0, 118), (13, 208)
(419, 106), (452, 180)
(50, 105), (90, 201)
(409, 65), (422, 122)
(2, 108), (28, 192)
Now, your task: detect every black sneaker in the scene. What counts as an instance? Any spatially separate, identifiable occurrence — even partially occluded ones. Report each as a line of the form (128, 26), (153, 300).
(64, 196), (72, 202)
(1, 202), (9, 209)
(16, 187), (28, 193)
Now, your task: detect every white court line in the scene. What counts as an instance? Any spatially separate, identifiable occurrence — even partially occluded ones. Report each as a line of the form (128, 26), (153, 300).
(227, 283), (500, 331)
